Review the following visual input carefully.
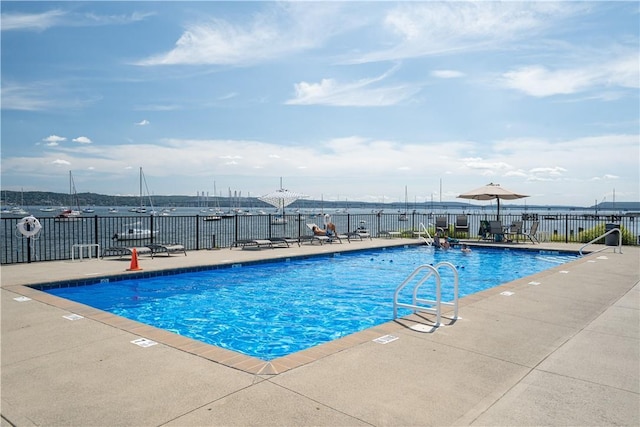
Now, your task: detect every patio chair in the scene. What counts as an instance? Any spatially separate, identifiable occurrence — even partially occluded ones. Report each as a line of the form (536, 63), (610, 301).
(522, 221), (540, 243)
(435, 216), (448, 234)
(504, 221), (523, 242)
(488, 220), (506, 242)
(478, 220), (491, 240)
(454, 215), (469, 237)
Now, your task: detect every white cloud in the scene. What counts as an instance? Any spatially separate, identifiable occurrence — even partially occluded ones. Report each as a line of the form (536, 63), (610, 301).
(1, 9), (152, 32)
(1, 82), (57, 111)
(431, 70), (465, 79)
(135, 4), (350, 66)
(351, 2), (578, 63)
(502, 52), (640, 97)
(135, 120), (150, 126)
(51, 159), (71, 166)
(0, 10), (67, 31)
(82, 11), (155, 26)
(73, 136), (92, 144)
(43, 135), (66, 143)
(286, 66), (421, 106)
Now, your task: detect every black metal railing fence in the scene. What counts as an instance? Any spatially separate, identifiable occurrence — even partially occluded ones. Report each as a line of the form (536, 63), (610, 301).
(2, 212), (637, 264)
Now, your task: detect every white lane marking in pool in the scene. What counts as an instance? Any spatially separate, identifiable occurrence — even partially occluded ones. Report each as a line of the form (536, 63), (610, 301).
(63, 314), (84, 321)
(501, 291), (514, 296)
(373, 335), (399, 344)
(13, 296), (31, 302)
(559, 270), (569, 274)
(597, 256), (609, 259)
(528, 281), (541, 286)
(131, 338), (157, 348)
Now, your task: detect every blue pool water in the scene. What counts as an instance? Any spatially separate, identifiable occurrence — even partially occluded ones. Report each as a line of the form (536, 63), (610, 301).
(46, 246), (578, 360)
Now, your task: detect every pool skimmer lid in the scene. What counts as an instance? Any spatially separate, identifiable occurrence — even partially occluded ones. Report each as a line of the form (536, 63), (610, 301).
(131, 338), (157, 348)
(373, 335), (399, 344)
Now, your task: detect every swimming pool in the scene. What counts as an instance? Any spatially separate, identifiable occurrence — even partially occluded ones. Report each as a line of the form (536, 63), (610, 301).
(45, 246), (578, 361)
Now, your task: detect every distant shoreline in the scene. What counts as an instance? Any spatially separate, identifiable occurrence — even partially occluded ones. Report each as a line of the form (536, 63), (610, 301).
(1, 190), (638, 212)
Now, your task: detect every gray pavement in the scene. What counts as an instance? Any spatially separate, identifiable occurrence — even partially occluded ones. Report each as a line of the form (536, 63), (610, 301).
(1, 239), (638, 426)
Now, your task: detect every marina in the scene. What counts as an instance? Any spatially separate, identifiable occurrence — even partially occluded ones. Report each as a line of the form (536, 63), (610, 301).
(1, 205), (638, 265)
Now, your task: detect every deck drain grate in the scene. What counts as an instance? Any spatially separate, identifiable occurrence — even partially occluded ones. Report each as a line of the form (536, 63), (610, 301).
(373, 335), (399, 344)
(13, 296), (31, 302)
(131, 338), (157, 348)
(500, 291), (514, 296)
(528, 281), (541, 285)
(63, 314), (84, 321)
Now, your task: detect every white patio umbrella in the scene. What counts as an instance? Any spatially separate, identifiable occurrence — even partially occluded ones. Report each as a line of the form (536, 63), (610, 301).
(258, 185), (309, 216)
(457, 182), (528, 219)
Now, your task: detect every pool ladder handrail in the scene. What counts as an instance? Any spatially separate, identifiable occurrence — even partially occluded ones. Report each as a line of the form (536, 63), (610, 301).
(415, 222), (433, 245)
(579, 227), (623, 256)
(393, 261), (459, 328)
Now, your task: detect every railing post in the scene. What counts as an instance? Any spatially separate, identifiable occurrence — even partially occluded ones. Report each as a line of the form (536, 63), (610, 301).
(93, 215), (99, 246)
(565, 215), (569, 243)
(195, 215), (200, 250)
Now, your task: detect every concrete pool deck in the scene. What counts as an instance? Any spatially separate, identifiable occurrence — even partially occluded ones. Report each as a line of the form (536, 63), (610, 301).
(1, 239), (638, 426)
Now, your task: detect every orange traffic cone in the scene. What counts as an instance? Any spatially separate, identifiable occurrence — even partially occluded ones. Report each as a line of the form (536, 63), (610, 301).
(127, 248), (143, 271)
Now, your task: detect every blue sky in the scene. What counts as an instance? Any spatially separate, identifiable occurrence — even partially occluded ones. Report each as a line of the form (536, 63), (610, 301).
(1, 1), (638, 207)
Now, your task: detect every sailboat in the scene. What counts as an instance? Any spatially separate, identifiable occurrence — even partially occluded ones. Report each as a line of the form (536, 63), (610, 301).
(113, 167), (159, 240)
(399, 186), (409, 221)
(204, 180), (222, 221)
(55, 172), (82, 221)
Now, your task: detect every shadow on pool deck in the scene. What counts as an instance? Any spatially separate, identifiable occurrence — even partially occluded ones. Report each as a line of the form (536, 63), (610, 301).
(1, 239), (638, 426)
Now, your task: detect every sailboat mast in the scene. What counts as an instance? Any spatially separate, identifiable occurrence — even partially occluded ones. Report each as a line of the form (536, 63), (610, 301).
(139, 167), (143, 210)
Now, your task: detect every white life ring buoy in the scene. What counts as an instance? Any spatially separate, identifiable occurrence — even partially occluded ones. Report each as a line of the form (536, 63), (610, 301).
(323, 214), (331, 225)
(16, 216), (42, 238)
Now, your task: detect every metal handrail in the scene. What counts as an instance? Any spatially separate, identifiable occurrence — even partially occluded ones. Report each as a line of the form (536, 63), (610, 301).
(433, 262), (459, 320)
(579, 228), (622, 256)
(415, 222), (433, 245)
(393, 261), (459, 328)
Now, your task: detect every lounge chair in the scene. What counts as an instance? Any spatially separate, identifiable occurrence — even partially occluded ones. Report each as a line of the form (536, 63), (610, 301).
(102, 246), (153, 259)
(454, 215), (469, 237)
(147, 243), (186, 256)
(268, 237), (300, 247)
(230, 239), (275, 250)
(305, 223), (345, 243)
(349, 221), (372, 241)
(299, 234), (331, 245)
(379, 230), (401, 238)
